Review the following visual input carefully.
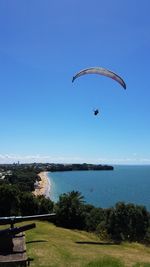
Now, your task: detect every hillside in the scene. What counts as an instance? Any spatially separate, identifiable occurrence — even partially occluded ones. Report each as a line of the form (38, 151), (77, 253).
(20, 221), (150, 267)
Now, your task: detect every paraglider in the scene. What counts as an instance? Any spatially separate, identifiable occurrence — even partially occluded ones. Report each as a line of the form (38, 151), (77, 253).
(72, 66), (126, 117)
(72, 66), (126, 89)
(93, 109), (99, 116)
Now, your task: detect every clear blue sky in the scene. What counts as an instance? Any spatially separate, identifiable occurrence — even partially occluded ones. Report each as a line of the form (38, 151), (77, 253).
(0, 0), (150, 165)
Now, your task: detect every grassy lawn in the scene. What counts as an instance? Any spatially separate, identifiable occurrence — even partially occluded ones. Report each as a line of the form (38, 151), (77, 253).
(25, 221), (150, 267)
(1, 221), (150, 267)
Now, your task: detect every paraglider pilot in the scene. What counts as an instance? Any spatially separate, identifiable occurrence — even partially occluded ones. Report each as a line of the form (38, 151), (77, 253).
(94, 109), (99, 116)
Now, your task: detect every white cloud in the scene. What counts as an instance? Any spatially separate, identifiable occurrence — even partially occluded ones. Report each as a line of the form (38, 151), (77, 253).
(0, 154), (150, 165)
(0, 154), (85, 164)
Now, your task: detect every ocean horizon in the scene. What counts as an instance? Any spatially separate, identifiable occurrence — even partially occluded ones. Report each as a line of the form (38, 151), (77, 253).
(47, 165), (150, 210)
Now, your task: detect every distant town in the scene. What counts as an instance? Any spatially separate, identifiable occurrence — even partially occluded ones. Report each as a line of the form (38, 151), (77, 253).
(0, 162), (114, 179)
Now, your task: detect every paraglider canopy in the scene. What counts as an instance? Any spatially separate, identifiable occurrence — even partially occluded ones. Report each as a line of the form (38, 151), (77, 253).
(72, 67), (126, 89)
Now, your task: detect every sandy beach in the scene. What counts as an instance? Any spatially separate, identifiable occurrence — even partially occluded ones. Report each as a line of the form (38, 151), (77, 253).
(33, 171), (51, 198)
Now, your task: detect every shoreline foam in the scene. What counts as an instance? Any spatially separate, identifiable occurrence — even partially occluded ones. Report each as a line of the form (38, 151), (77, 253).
(33, 171), (51, 198)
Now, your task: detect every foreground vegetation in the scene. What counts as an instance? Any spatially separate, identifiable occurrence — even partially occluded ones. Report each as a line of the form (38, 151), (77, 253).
(0, 164), (150, 266)
(22, 221), (150, 267)
(0, 164), (150, 244)
(0, 183), (150, 244)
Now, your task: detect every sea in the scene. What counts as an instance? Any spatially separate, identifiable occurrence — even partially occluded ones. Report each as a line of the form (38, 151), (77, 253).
(47, 165), (150, 210)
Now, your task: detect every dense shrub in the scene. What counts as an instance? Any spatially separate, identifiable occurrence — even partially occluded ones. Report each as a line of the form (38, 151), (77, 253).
(103, 202), (149, 242)
(84, 206), (104, 232)
(0, 184), (54, 217)
(0, 184), (20, 216)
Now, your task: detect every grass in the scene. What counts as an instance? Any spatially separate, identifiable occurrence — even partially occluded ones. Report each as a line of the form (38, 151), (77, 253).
(84, 256), (125, 267)
(1, 221), (150, 267)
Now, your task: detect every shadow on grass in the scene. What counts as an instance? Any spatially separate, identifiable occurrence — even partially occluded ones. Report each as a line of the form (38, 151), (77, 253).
(26, 240), (48, 244)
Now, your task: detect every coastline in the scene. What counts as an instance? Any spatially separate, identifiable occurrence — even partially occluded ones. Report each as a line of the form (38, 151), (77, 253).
(33, 171), (51, 198)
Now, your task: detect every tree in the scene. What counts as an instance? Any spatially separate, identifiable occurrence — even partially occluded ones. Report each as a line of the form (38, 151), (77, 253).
(104, 202), (149, 242)
(55, 191), (85, 229)
(36, 195), (54, 214)
(20, 192), (39, 215)
(84, 206), (104, 232)
(0, 184), (20, 216)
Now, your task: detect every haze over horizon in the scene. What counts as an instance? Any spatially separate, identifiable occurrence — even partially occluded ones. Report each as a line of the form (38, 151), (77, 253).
(0, 1), (150, 165)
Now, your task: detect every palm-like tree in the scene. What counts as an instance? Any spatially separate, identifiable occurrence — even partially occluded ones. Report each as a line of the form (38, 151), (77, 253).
(55, 190), (85, 229)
